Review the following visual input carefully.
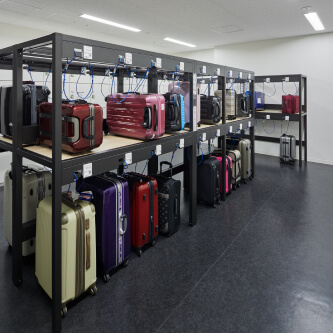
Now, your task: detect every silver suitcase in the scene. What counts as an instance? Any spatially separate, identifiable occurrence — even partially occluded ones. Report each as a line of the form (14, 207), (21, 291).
(280, 134), (296, 164)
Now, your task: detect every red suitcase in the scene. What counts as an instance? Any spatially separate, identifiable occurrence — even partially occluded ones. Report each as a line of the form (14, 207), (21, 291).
(39, 100), (103, 153)
(124, 172), (158, 256)
(106, 93), (165, 140)
(282, 95), (299, 114)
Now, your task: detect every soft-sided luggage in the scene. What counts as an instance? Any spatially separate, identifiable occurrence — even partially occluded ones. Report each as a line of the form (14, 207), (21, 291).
(280, 134), (296, 164)
(153, 162), (181, 237)
(0, 82), (50, 143)
(106, 93), (165, 140)
(197, 156), (221, 207)
(39, 100), (103, 153)
(227, 150), (241, 190)
(211, 155), (233, 195)
(168, 81), (201, 126)
(282, 95), (299, 114)
(255, 92), (265, 110)
(78, 173), (131, 282)
(237, 139), (252, 182)
(124, 172), (158, 256)
(163, 93), (185, 131)
(3, 166), (52, 256)
(200, 95), (221, 124)
(35, 195), (97, 316)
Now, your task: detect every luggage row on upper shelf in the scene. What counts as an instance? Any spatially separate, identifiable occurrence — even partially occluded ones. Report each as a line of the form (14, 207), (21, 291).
(0, 80), (254, 152)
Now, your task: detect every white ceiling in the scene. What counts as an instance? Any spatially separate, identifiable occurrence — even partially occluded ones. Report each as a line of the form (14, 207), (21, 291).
(0, 0), (332, 53)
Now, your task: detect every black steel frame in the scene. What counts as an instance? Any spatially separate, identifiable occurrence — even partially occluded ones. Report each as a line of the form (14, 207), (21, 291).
(0, 33), (255, 332)
(254, 74), (307, 167)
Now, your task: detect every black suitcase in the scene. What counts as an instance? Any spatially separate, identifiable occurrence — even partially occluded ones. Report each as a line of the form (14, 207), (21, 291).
(0, 81), (50, 143)
(200, 95), (221, 124)
(236, 94), (249, 117)
(163, 93), (185, 132)
(153, 162), (181, 237)
(197, 156), (221, 207)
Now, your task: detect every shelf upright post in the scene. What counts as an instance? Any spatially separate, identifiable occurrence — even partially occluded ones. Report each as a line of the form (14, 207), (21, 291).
(218, 75), (226, 201)
(12, 45), (23, 287)
(304, 76), (307, 162)
(250, 76), (255, 178)
(298, 76), (303, 168)
(51, 33), (63, 333)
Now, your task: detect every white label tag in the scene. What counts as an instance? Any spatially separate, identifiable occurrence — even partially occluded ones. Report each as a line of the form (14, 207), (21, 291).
(248, 74), (252, 80)
(83, 163), (92, 178)
(217, 68), (221, 76)
(240, 123), (243, 130)
(216, 129), (221, 137)
(229, 126), (233, 133)
(248, 121), (252, 127)
(179, 62), (185, 71)
(266, 78), (270, 83)
(229, 70), (232, 77)
(125, 53), (132, 65)
(161, 103), (165, 111)
(156, 145), (162, 156)
(285, 76), (289, 82)
(258, 98), (262, 104)
(156, 58), (162, 68)
(239, 72), (243, 79)
(125, 152), (132, 165)
(179, 139), (184, 149)
(202, 133), (206, 142)
(285, 116), (289, 121)
(83, 45), (92, 60)
(202, 66), (206, 74)
(266, 115), (270, 120)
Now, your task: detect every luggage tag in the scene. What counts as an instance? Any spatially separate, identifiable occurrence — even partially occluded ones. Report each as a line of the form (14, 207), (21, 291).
(78, 191), (93, 201)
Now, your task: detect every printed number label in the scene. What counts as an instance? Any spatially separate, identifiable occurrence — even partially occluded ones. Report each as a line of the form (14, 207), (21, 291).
(83, 46), (93, 60)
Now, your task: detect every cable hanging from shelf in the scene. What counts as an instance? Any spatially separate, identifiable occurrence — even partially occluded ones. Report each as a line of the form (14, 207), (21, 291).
(110, 59), (131, 103)
(76, 62), (94, 100)
(282, 79), (298, 96)
(263, 118), (276, 134)
(262, 80), (276, 97)
(63, 50), (77, 102)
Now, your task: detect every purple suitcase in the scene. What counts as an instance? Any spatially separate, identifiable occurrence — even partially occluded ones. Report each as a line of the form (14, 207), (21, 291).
(79, 173), (131, 282)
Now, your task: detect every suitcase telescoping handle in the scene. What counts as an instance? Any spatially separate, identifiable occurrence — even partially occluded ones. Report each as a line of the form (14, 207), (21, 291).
(154, 104), (158, 131)
(160, 161), (173, 178)
(119, 214), (128, 236)
(82, 116), (94, 140)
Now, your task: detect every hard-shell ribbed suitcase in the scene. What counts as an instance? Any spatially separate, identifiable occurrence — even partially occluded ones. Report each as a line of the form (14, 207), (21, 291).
(200, 95), (221, 124)
(227, 150), (241, 190)
(163, 93), (185, 132)
(78, 173), (131, 282)
(237, 139), (252, 182)
(280, 134), (296, 164)
(0, 82), (50, 143)
(106, 93), (165, 140)
(197, 156), (221, 207)
(282, 95), (299, 114)
(3, 166), (52, 256)
(211, 155), (233, 194)
(255, 92), (265, 110)
(168, 81), (201, 126)
(35, 195), (97, 316)
(39, 100), (103, 153)
(124, 172), (158, 256)
(217, 89), (237, 120)
(153, 162), (181, 237)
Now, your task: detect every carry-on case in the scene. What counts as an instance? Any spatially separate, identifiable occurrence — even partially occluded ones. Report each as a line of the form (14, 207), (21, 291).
(197, 156), (221, 207)
(255, 92), (265, 110)
(106, 93), (165, 140)
(163, 93), (185, 131)
(35, 195), (97, 316)
(78, 173), (131, 282)
(153, 162), (181, 237)
(0, 82), (50, 143)
(200, 95), (221, 124)
(39, 100), (103, 153)
(124, 172), (158, 256)
(282, 95), (299, 114)
(280, 134), (296, 164)
(211, 155), (233, 195)
(226, 150), (241, 190)
(237, 94), (249, 117)
(237, 139), (252, 182)
(168, 81), (201, 126)
(3, 166), (52, 256)
(218, 89), (237, 120)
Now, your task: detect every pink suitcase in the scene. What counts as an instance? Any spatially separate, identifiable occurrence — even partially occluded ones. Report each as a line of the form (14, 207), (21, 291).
(212, 156), (233, 194)
(282, 95), (299, 114)
(106, 93), (165, 140)
(168, 82), (201, 126)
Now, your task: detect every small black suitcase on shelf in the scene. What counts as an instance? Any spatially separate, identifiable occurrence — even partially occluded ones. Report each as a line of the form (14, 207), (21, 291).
(197, 156), (221, 207)
(200, 95), (221, 124)
(153, 162), (181, 237)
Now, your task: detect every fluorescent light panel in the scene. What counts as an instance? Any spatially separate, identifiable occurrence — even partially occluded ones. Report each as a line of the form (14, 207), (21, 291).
(304, 12), (325, 31)
(164, 38), (196, 48)
(80, 14), (141, 32)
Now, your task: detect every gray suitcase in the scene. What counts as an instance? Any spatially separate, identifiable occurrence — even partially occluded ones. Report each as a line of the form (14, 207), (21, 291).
(280, 134), (296, 164)
(216, 89), (236, 120)
(237, 139), (252, 182)
(227, 150), (241, 190)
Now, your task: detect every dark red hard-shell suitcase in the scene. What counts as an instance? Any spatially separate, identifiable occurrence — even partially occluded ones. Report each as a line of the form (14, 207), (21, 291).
(124, 172), (158, 256)
(106, 93), (165, 140)
(38, 100), (103, 153)
(282, 95), (299, 114)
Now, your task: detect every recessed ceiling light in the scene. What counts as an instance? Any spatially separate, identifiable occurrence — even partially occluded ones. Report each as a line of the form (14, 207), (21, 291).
(80, 14), (141, 32)
(164, 38), (196, 48)
(304, 12), (325, 31)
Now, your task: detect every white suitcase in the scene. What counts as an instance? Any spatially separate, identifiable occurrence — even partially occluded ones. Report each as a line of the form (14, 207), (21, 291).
(3, 166), (52, 256)
(35, 195), (97, 316)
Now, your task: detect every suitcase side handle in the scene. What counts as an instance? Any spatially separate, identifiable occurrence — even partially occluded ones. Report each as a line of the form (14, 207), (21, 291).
(119, 214), (128, 236)
(82, 115), (94, 140)
(160, 161), (173, 178)
(142, 106), (152, 129)
(154, 104), (158, 131)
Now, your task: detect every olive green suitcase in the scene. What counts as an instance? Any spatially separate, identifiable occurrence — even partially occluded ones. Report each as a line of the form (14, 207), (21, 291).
(236, 139), (252, 182)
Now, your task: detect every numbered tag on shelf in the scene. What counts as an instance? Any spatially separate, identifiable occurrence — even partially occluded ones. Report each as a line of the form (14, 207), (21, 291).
(155, 145), (162, 156)
(179, 139), (184, 149)
(156, 58), (162, 68)
(125, 53), (132, 65)
(216, 129), (221, 137)
(229, 126), (233, 133)
(125, 152), (132, 165)
(83, 45), (93, 60)
(217, 68), (221, 76)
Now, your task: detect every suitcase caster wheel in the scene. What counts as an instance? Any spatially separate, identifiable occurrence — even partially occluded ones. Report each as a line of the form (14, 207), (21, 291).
(237, 184), (240, 188)
(123, 259), (130, 267)
(103, 274), (110, 283)
(8, 244), (12, 252)
(249, 176), (253, 180)
(61, 306), (67, 318)
(90, 286), (97, 296)
(137, 249), (142, 257)
(151, 240), (156, 247)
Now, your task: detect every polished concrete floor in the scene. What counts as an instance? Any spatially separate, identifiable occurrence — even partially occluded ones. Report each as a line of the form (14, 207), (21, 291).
(0, 154), (333, 332)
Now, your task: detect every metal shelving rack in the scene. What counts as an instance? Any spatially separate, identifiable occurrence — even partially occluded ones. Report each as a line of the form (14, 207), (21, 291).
(0, 33), (255, 332)
(254, 74), (307, 167)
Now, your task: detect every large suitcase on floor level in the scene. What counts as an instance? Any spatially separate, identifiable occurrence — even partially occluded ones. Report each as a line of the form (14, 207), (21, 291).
(39, 100), (103, 153)
(0, 82), (50, 143)
(255, 92), (265, 110)
(200, 95), (221, 124)
(163, 93), (185, 131)
(153, 162), (181, 237)
(35, 195), (97, 316)
(237, 139), (252, 181)
(106, 93), (165, 140)
(3, 166), (52, 256)
(227, 150), (241, 190)
(211, 155), (233, 194)
(168, 82), (201, 126)
(197, 156), (221, 207)
(282, 95), (299, 114)
(124, 172), (158, 256)
(280, 134), (296, 164)
(78, 173), (131, 282)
